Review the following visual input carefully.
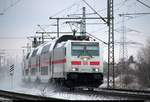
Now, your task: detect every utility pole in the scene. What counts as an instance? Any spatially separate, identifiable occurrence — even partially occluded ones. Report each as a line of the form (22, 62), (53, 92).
(119, 15), (127, 88)
(0, 50), (5, 68)
(119, 15), (128, 63)
(57, 18), (59, 38)
(37, 24), (54, 43)
(0, 56), (4, 68)
(117, 11), (150, 88)
(80, 7), (86, 36)
(0, 56), (2, 68)
(49, 0), (115, 88)
(49, 17), (107, 39)
(41, 32), (44, 43)
(118, 12), (150, 64)
(49, 1), (115, 88)
(65, 7), (86, 36)
(81, 0), (115, 88)
(107, 0), (115, 88)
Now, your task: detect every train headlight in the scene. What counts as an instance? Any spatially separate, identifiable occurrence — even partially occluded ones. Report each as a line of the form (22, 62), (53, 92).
(95, 68), (99, 72)
(72, 68), (78, 71)
(72, 68), (76, 71)
(93, 68), (99, 72)
(83, 57), (88, 61)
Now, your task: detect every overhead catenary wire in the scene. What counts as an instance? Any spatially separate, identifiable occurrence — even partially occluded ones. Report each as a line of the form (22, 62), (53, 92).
(90, 11), (149, 34)
(48, 0), (130, 37)
(67, 0), (129, 35)
(50, 2), (79, 18)
(82, 0), (107, 23)
(96, 0), (129, 15)
(136, 0), (150, 9)
(68, 21), (107, 44)
(66, 0), (129, 17)
(37, 24), (52, 38)
(145, 0), (150, 4)
(0, 37), (26, 39)
(44, 0), (128, 37)
(1, 0), (22, 14)
(86, 32), (108, 45)
(47, 0), (131, 44)
(48, 0), (149, 45)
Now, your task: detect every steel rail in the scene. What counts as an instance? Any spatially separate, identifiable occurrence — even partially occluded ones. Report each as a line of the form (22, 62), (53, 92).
(53, 87), (150, 100)
(0, 90), (65, 100)
(102, 88), (150, 94)
(95, 88), (150, 100)
(61, 87), (150, 100)
(1, 88), (150, 100)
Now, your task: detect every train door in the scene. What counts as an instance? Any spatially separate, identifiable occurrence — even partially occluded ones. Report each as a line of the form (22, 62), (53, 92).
(51, 50), (54, 78)
(49, 52), (52, 78)
(36, 55), (40, 82)
(28, 58), (31, 81)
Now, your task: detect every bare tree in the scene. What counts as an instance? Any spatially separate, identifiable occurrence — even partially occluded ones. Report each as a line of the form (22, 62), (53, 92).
(137, 39), (150, 88)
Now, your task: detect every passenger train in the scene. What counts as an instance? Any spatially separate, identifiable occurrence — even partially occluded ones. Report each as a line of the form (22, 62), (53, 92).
(22, 35), (103, 89)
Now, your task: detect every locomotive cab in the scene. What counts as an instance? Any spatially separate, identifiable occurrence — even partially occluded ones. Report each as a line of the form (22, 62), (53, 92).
(65, 40), (103, 88)
(23, 35), (104, 89)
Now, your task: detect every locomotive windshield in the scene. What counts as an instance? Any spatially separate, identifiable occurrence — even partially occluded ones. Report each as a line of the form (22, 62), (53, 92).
(71, 42), (99, 56)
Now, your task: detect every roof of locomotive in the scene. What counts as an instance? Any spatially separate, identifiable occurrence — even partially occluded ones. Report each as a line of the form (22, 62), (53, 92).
(36, 40), (56, 55)
(28, 35), (99, 58)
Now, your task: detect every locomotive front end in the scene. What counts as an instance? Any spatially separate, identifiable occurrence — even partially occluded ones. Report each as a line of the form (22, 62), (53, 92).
(65, 41), (103, 88)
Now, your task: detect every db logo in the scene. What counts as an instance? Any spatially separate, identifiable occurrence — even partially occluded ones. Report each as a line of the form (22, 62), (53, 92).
(83, 61), (88, 65)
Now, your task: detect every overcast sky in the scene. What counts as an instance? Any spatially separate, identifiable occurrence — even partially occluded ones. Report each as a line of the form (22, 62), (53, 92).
(0, 0), (150, 62)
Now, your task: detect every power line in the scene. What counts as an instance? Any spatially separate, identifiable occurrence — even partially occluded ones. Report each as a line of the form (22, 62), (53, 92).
(0, 13), (4, 15)
(65, 0), (129, 17)
(63, 18), (108, 44)
(119, 12), (150, 16)
(82, 0), (107, 24)
(48, 0), (130, 37)
(90, 0), (150, 34)
(93, 0), (129, 16)
(86, 32), (108, 45)
(91, 10), (150, 35)
(136, 0), (150, 9)
(0, 37), (26, 39)
(50, 3), (79, 17)
(1, 0), (22, 14)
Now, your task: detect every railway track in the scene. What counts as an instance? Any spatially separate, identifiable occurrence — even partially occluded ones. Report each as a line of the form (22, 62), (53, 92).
(0, 87), (150, 100)
(0, 89), (65, 100)
(96, 88), (150, 100)
(102, 88), (150, 94)
(57, 87), (150, 100)
(77, 88), (150, 100)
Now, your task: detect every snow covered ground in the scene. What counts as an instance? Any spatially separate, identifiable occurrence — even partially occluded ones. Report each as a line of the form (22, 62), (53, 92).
(0, 63), (129, 100)
(0, 68), (127, 100)
(0, 78), (126, 100)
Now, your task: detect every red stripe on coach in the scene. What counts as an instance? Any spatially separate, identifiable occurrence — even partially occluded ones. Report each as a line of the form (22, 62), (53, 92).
(52, 58), (66, 64)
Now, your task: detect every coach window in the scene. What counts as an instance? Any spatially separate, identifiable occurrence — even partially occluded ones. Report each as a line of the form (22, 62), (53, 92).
(41, 67), (48, 75)
(26, 53), (30, 59)
(25, 69), (29, 75)
(64, 48), (66, 56)
(28, 59), (31, 68)
(41, 44), (51, 54)
(71, 42), (99, 56)
(31, 49), (38, 57)
(31, 68), (37, 75)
